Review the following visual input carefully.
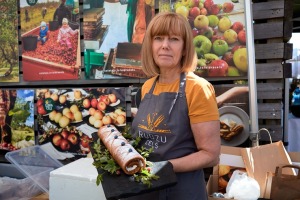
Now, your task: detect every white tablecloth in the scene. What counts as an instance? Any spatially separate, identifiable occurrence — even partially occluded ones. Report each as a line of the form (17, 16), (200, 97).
(287, 113), (300, 152)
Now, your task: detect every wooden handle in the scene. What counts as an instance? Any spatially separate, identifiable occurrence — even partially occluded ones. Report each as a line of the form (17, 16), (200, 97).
(275, 164), (300, 179)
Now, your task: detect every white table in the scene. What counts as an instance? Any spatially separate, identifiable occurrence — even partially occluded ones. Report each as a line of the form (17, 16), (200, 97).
(287, 113), (300, 152)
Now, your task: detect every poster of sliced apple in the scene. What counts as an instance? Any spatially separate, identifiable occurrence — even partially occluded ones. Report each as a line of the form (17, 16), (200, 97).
(36, 88), (126, 159)
(160, 0), (248, 77)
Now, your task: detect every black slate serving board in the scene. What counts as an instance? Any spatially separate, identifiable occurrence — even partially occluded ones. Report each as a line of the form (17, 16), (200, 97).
(90, 132), (177, 200)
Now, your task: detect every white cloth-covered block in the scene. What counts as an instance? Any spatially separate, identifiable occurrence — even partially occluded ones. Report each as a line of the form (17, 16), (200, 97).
(49, 158), (106, 200)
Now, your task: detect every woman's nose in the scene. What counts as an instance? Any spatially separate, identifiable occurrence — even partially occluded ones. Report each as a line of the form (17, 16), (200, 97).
(161, 38), (169, 49)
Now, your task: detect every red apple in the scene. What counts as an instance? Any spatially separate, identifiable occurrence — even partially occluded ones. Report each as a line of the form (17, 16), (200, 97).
(238, 30), (246, 44)
(37, 105), (47, 115)
(211, 34), (224, 43)
(222, 52), (234, 66)
(94, 110), (104, 120)
(97, 101), (107, 111)
(99, 95), (110, 105)
(202, 26), (214, 39)
(189, 7), (201, 18)
(89, 107), (96, 116)
(108, 93), (117, 104)
(67, 133), (78, 145)
(116, 115), (126, 125)
(204, 0), (214, 11)
(223, 2), (234, 13)
(37, 99), (43, 107)
(90, 98), (98, 108)
(60, 129), (69, 139)
(207, 59), (229, 77)
(231, 45), (245, 54)
(200, 7), (208, 15)
(82, 98), (91, 109)
(189, 0), (200, 8)
(231, 21), (244, 34)
(209, 4), (221, 15)
(60, 139), (71, 151)
(102, 115), (112, 125)
(188, 16), (195, 28)
(192, 28), (200, 37)
(80, 135), (91, 148)
(52, 134), (62, 147)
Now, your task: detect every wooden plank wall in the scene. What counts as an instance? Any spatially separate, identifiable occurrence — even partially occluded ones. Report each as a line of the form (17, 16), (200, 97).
(1, 0), (294, 144)
(214, 0), (293, 143)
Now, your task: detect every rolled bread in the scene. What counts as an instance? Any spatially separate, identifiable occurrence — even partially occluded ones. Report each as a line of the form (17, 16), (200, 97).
(97, 124), (146, 175)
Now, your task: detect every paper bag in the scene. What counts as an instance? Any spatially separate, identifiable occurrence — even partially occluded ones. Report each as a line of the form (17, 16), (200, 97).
(270, 165), (300, 200)
(241, 141), (295, 198)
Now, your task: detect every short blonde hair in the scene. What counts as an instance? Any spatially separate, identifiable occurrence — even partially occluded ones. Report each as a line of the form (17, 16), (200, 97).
(141, 12), (197, 77)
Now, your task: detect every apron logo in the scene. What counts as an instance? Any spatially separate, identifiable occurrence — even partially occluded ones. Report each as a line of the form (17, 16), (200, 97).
(138, 113), (171, 133)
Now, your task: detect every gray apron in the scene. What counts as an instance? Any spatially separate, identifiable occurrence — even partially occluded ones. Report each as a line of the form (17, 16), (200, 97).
(129, 73), (208, 200)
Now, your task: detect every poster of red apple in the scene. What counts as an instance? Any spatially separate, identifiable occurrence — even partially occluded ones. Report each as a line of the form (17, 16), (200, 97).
(160, 0), (248, 77)
(36, 88), (126, 160)
(20, 0), (81, 81)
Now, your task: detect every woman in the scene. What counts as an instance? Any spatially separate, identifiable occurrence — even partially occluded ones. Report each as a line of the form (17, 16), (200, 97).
(130, 12), (220, 199)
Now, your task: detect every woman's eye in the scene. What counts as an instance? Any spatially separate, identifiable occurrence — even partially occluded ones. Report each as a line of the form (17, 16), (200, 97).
(169, 36), (180, 41)
(154, 36), (163, 40)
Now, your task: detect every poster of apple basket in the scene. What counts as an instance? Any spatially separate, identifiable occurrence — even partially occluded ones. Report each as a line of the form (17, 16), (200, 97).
(0, 89), (35, 152)
(83, 0), (155, 79)
(160, 0), (248, 77)
(36, 88), (126, 160)
(20, 0), (81, 81)
(0, 0), (20, 83)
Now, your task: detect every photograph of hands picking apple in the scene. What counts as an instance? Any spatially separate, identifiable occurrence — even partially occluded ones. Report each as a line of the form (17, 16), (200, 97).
(36, 88), (126, 156)
(167, 0), (248, 77)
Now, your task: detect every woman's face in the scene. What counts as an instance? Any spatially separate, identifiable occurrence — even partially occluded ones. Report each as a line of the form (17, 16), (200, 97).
(152, 34), (184, 71)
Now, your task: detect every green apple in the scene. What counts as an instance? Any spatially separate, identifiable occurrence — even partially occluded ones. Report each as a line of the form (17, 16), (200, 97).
(227, 66), (240, 76)
(212, 39), (229, 56)
(174, 1), (183, 10)
(176, 5), (189, 19)
(196, 58), (208, 76)
(193, 35), (212, 56)
(233, 47), (248, 72)
(204, 53), (219, 62)
(207, 15), (219, 28)
(223, 29), (237, 44)
(194, 15), (209, 29)
(198, 2), (204, 9)
(181, 0), (191, 6)
(218, 16), (231, 32)
(197, 58), (207, 67)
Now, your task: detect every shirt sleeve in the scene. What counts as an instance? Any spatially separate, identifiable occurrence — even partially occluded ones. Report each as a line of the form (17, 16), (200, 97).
(186, 75), (220, 123)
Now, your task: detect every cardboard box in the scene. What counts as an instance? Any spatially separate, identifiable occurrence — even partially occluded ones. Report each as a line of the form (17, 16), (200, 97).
(206, 146), (244, 200)
(206, 142), (296, 199)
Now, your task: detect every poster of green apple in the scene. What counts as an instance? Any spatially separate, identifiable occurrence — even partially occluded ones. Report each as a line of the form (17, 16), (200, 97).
(160, 0), (248, 77)
(0, 0), (20, 82)
(36, 88), (126, 160)
(0, 89), (35, 152)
